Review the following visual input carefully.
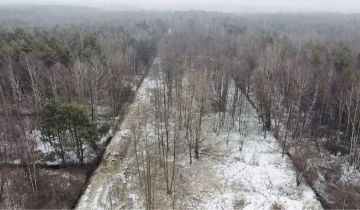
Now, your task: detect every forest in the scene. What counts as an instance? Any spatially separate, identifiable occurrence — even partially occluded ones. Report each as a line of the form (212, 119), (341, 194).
(1, 5), (360, 209)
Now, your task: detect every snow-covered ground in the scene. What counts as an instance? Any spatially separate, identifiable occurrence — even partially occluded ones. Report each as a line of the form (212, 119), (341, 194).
(76, 62), (322, 209)
(174, 112), (321, 210)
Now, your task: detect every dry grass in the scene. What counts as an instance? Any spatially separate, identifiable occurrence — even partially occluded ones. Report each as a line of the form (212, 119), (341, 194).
(0, 166), (91, 209)
(271, 201), (284, 210)
(233, 198), (246, 209)
(281, 137), (360, 209)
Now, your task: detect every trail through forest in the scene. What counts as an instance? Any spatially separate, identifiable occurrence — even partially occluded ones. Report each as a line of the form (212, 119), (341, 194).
(76, 58), (322, 210)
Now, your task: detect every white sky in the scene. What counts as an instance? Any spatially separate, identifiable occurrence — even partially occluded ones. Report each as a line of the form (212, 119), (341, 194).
(1, 0), (360, 13)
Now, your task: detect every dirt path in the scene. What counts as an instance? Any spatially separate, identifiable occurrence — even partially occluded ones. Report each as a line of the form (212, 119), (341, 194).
(76, 58), (160, 210)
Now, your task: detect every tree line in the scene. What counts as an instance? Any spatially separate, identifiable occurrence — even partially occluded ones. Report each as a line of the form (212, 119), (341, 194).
(0, 12), (164, 208)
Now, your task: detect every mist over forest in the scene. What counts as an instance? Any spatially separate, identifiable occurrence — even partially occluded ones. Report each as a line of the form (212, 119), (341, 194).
(2, 0), (360, 13)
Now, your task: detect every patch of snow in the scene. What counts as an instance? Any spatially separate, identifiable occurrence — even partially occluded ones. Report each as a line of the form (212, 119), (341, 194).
(99, 127), (114, 145)
(96, 106), (112, 117)
(340, 164), (360, 185)
(28, 129), (54, 154)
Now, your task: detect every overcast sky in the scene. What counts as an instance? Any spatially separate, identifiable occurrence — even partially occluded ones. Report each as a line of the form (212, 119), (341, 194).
(1, 0), (360, 13)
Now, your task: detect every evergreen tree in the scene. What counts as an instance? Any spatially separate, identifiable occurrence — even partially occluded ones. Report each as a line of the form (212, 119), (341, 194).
(41, 99), (99, 164)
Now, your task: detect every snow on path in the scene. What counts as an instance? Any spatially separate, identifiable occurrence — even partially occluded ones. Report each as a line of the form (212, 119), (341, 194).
(77, 59), (322, 209)
(76, 61), (159, 210)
